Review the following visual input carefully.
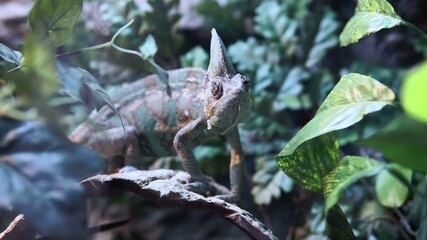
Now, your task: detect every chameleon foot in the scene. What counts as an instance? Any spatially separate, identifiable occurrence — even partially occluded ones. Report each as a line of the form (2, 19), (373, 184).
(214, 193), (240, 203)
(185, 175), (230, 197)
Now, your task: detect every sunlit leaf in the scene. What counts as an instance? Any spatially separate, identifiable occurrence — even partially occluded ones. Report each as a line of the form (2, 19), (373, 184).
(323, 156), (383, 211)
(359, 115), (427, 172)
(277, 134), (340, 192)
(139, 34), (158, 60)
(401, 62), (427, 123)
(0, 120), (104, 238)
(375, 164), (412, 207)
(0, 43), (22, 66)
(29, 0), (83, 47)
(339, 0), (403, 46)
(277, 73), (394, 158)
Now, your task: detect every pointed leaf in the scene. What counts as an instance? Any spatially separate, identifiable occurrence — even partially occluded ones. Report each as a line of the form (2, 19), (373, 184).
(401, 62), (427, 123)
(0, 43), (22, 66)
(139, 34), (158, 60)
(29, 0), (83, 47)
(277, 73), (394, 158)
(276, 134), (340, 192)
(323, 156), (383, 211)
(359, 115), (427, 172)
(340, 0), (403, 46)
(375, 163), (412, 207)
(326, 205), (357, 239)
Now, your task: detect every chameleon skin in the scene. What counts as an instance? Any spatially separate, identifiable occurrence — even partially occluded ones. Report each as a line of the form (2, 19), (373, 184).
(69, 29), (251, 202)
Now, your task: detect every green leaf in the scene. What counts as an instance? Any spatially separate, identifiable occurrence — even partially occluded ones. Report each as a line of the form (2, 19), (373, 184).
(359, 115), (427, 172)
(323, 156), (383, 211)
(0, 43), (22, 66)
(21, 36), (57, 98)
(418, 176), (427, 240)
(375, 164), (412, 207)
(305, 10), (339, 68)
(139, 34), (158, 60)
(339, 0), (403, 46)
(252, 157), (293, 205)
(277, 73), (394, 158)
(276, 134), (340, 192)
(326, 205), (357, 239)
(29, 0), (83, 47)
(401, 62), (427, 123)
(180, 46), (208, 68)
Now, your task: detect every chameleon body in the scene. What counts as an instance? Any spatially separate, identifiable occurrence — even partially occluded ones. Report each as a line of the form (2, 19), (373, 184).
(69, 29), (251, 202)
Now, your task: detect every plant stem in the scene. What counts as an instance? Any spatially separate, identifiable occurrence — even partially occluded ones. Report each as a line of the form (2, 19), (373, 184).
(403, 21), (427, 41)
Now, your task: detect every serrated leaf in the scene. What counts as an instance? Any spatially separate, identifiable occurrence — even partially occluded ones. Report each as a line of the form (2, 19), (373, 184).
(375, 163), (412, 207)
(340, 0), (403, 46)
(29, 0), (83, 47)
(305, 10), (339, 68)
(326, 205), (357, 239)
(359, 115), (427, 172)
(323, 156), (383, 211)
(180, 46), (208, 68)
(139, 34), (158, 60)
(276, 134), (340, 192)
(0, 43), (22, 66)
(277, 73), (394, 159)
(0, 120), (104, 238)
(401, 62), (427, 123)
(252, 157), (293, 205)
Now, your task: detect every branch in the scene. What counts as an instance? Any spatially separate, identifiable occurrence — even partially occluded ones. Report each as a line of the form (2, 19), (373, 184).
(81, 169), (278, 240)
(0, 214), (37, 240)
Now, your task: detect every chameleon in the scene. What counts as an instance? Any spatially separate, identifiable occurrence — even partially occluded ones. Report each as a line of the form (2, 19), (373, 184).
(69, 29), (252, 202)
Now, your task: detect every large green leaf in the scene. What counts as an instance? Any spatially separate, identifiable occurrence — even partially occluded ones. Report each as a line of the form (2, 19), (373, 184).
(375, 164), (412, 207)
(277, 134), (340, 192)
(401, 62), (427, 123)
(339, 0), (403, 46)
(29, 0), (83, 47)
(359, 115), (427, 172)
(277, 73), (394, 158)
(323, 156), (383, 211)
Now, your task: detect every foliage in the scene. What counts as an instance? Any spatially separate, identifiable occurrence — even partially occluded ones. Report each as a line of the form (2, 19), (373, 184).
(29, 0), (83, 47)
(401, 62), (427, 123)
(0, 119), (104, 238)
(227, 0), (340, 205)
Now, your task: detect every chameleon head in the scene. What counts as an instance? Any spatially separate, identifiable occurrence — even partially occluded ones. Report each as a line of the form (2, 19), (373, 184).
(204, 29), (252, 134)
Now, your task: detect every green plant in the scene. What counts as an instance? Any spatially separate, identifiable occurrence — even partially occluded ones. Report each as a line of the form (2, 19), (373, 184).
(276, 0), (427, 238)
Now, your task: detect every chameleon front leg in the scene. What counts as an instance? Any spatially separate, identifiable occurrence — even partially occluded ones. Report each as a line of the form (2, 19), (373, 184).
(173, 118), (230, 196)
(219, 126), (244, 202)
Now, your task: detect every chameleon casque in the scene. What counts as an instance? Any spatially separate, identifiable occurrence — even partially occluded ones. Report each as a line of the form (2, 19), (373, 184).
(69, 29), (252, 202)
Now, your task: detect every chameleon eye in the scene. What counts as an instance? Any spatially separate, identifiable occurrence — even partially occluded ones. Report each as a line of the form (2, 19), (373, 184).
(211, 80), (223, 100)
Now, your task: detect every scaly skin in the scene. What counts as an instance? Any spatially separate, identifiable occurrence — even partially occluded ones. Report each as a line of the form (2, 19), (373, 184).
(69, 29), (252, 202)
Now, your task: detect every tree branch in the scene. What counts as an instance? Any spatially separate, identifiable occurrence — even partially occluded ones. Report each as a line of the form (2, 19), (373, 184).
(81, 169), (278, 240)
